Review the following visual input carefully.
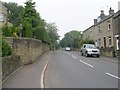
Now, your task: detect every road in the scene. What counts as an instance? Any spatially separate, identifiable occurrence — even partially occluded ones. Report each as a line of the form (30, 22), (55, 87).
(3, 50), (119, 88)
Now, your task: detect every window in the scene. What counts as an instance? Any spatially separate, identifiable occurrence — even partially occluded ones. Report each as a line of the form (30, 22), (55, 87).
(98, 39), (101, 47)
(108, 23), (111, 30)
(90, 30), (93, 36)
(108, 36), (112, 46)
(0, 13), (4, 22)
(98, 26), (101, 34)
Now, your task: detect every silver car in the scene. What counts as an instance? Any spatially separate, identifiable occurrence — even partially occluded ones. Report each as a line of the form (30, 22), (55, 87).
(80, 44), (100, 57)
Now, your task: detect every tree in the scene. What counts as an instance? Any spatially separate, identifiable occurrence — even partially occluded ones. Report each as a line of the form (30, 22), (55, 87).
(21, 0), (38, 37)
(4, 2), (24, 27)
(81, 37), (95, 45)
(46, 22), (59, 49)
(60, 30), (82, 49)
(3, 1), (59, 45)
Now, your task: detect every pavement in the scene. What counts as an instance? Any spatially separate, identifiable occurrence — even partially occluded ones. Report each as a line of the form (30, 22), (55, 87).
(2, 51), (52, 88)
(2, 50), (119, 88)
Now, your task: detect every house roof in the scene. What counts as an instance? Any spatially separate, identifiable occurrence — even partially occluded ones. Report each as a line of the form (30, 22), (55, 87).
(113, 10), (120, 19)
(83, 25), (95, 33)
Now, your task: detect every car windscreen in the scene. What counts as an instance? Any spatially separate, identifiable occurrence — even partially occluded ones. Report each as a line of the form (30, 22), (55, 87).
(86, 45), (97, 49)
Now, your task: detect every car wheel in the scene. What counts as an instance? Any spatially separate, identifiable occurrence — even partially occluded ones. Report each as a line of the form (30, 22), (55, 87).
(81, 52), (83, 56)
(97, 55), (100, 58)
(85, 52), (89, 57)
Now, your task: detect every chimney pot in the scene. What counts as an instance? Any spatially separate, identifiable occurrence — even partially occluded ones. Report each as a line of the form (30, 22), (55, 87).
(94, 19), (97, 24)
(101, 10), (104, 14)
(109, 7), (114, 15)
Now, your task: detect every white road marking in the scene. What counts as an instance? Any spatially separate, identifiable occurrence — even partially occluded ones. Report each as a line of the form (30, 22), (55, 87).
(72, 55), (77, 59)
(79, 60), (94, 68)
(106, 72), (120, 79)
(41, 55), (50, 88)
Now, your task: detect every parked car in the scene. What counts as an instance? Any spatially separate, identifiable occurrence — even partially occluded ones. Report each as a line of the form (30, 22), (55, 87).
(65, 47), (71, 51)
(80, 44), (100, 57)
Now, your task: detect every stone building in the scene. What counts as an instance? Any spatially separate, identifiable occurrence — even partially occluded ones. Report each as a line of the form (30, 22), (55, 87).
(0, 1), (8, 27)
(95, 8), (114, 49)
(83, 25), (95, 41)
(113, 10), (120, 57)
(83, 8), (119, 57)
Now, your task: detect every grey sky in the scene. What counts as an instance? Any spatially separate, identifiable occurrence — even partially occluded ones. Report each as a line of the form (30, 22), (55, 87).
(3, 0), (120, 39)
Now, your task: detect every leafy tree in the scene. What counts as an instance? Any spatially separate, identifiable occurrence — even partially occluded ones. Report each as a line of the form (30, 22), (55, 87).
(81, 37), (95, 45)
(46, 22), (59, 48)
(24, 22), (33, 37)
(34, 26), (49, 42)
(60, 30), (82, 49)
(3, 1), (59, 46)
(21, 0), (38, 37)
(4, 2), (24, 27)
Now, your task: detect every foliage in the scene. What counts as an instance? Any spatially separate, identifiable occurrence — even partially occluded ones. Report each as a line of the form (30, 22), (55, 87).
(3, 0), (59, 46)
(4, 2), (25, 27)
(81, 37), (95, 45)
(46, 22), (59, 47)
(2, 38), (12, 57)
(34, 26), (49, 42)
(60, 30), (82, 49)
(2, 26), (20, 37)
(34, 19), (48, 41)
(21, 0), (37, 37)
(24, 22), (33, 37)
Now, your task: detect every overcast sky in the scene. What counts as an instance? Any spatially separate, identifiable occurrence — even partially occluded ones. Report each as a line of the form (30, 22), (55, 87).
(3, 0), (120, 39)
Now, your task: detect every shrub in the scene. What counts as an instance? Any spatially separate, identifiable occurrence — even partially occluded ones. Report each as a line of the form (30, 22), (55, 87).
(2, 26), (20, 37)
(2, 38), (12, 57)
(80, 38), (95, 47)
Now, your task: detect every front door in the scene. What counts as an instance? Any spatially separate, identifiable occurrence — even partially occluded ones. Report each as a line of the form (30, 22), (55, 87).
(104, 37), (106, 48)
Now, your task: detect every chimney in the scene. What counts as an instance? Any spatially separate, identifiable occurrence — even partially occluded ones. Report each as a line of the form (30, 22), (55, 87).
(94, 19), (97, 24)
(109, 7), (114, 15)
(100, 10), (106, 19)
(101, 10), (104, 15)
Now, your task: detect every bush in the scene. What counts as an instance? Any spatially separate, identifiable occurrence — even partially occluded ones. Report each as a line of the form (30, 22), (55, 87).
(2, 38), (12, 57)
(24, 22), (33, 38)
(2, 26), (12, 37)
(2, 26), (20, 37)
(80, 38), (95, 47)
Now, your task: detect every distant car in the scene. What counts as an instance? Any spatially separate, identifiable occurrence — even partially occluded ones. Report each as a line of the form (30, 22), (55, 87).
(80, 44), (100, 57)
(65, 47), (71, 51)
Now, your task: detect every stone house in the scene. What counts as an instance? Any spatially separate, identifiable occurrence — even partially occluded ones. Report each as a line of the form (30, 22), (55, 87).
(0, 1), (8, 27)
(83, 8), (119, 57)
(83, 25), (95, 41)
(113, 10), (120, 57)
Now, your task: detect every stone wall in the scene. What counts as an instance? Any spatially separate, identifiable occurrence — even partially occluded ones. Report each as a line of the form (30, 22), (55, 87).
(100, 47), (116, 57)
(2, 55), (21, 81)
(6, 37), (50, 65)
